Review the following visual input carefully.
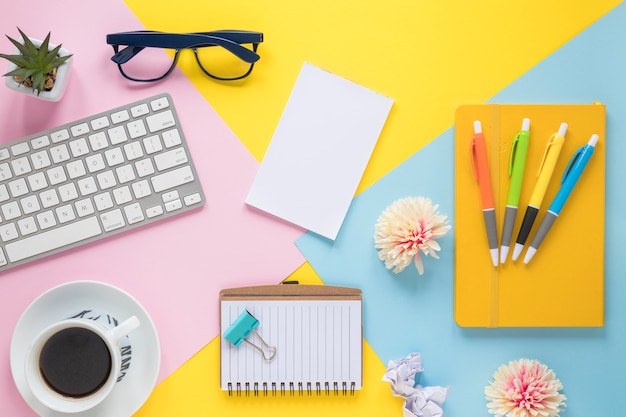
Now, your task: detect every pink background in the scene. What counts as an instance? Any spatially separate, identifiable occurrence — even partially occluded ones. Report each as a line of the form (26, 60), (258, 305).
(0, 1), (306, 415)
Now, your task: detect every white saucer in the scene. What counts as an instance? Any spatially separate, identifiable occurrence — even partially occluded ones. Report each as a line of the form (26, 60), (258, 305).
(10, 281), (161, 417)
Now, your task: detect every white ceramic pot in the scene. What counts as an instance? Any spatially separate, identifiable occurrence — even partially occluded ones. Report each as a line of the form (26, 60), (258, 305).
(4, 37), (73, 102)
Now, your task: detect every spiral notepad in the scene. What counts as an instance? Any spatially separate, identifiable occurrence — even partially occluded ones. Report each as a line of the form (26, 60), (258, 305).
(219, 284), (363, 396)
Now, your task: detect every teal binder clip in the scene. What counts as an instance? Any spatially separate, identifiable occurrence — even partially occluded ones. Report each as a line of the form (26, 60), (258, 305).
(224, 310), (276, 361)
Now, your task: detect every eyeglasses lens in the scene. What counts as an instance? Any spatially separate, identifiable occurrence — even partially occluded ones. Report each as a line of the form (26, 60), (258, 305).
(194, 45), (255, 80)
(119, 47), (176, 81)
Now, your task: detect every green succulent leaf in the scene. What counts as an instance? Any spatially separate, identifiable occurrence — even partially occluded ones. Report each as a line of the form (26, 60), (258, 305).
(38, 31), (51, 58)
(32, 71), (45, 93)
(0, 53), (29, 68)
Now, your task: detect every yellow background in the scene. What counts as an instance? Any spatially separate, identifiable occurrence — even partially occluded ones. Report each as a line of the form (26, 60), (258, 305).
(123, 0), (620, 415)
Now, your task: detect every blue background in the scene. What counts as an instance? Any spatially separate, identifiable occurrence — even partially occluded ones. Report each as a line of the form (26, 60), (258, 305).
(296, 4), (626, 416)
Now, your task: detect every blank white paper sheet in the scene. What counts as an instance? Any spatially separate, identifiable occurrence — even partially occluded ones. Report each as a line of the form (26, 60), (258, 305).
(245, 62), (394, 240)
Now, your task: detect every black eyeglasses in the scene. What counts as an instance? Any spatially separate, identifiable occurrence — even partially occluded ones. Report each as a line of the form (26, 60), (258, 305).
(106, 30), (263, 82)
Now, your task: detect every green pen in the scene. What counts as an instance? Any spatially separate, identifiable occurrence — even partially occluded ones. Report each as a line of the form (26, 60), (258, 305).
(499, 118), (530, 263)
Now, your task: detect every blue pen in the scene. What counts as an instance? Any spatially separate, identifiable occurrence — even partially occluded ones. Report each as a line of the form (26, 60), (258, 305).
(524, 134), (599, 263)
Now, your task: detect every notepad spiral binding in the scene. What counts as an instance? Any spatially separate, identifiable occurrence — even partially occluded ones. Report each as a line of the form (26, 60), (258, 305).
(227, 381), (357, 397)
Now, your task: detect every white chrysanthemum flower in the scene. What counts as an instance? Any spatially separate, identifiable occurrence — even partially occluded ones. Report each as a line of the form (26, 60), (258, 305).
(485, 358), (566, 417)
(374, 196), (451, 275)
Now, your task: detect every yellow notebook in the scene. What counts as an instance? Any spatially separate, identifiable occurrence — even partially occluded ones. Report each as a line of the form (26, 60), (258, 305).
(454, 104), (605, 327)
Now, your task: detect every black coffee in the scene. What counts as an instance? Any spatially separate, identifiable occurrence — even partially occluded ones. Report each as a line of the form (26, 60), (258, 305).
(39, 327), (112, 398)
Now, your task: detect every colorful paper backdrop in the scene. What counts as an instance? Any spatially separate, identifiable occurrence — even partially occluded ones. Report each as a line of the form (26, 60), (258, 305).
(0, 0), (622, 416)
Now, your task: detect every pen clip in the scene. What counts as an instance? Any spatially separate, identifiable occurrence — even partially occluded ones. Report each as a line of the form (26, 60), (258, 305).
(536, 133), (559, 177)
(561, 146), (583, 183)
(508, 132), (522, 177)
(470, 138), (479, 181)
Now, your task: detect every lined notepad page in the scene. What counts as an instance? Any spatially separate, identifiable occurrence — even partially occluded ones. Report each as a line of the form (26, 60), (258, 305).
(220, 300), (362, 393)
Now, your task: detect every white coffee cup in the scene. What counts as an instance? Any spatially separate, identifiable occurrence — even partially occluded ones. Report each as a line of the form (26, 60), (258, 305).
(24, 315), (140, 413)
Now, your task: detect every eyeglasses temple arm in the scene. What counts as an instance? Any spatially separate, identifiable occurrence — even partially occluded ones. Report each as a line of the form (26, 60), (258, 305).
(110, 46), (145, 64)
(107, 32), (260, 63)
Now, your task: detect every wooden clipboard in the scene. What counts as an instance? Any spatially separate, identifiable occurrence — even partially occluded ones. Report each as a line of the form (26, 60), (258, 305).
(219, 284), (363, 396)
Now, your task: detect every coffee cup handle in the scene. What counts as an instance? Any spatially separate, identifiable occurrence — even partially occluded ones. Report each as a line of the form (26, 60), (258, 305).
(107, 316), (141, 343)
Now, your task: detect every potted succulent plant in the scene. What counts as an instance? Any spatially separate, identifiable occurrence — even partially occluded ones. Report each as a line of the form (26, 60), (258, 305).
(0, 28), (73, 102)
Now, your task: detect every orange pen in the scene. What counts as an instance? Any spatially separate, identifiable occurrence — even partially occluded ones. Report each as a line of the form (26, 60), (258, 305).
(470, 120), (499, 266)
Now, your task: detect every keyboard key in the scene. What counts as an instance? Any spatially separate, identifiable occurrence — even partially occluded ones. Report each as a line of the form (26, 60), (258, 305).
(143, 135), (163, 154)
(0, 163), (12, 181)
(2, 201), (21, 220)
(67, 160), (87, 179)
(135, 158), (154, 178)
(11, 157), (32, 175)
(104, 147), (125, 166)
(31, 150), (51, 170)
(71, 122), (90, 137)
(20, 195), (40, 214)
(17, 217), (37, 236)
(59, 183), (79, 202)
(77, 176), (98, 196)
(0, 184), (10, 202)
(96, 170), (117, 190)
(131, 103), (150, 118)
(70, 138), (89, 157)
(124, 202), (144, 224)
(150, 96), (170, 111)
(100, 209), (125, 232)
(70, 123), (89, 137)
(5, 217), (102, 262)
(184, 193), (202, 206)
(154, 147), (187, 171)
(31, 136), (50, 149)
(50, 144), (71, 163)
(39, 189), (60, 208)
(90, 116), (110, 130)
(89, 132), (109, 151)
(162, 191), (179, 203)
(123, 142), (144, 160)
(50, 129), (70, 143)
(146, 109), (175, 132)
(75, 198), (95, 217)
(146, 205), (164, 218)
(28, 171), (49, 191)
(111, 109), (130, 124)
(85, 153), (106, 173)
(132, 180), (151, 199)
(94, 192), (114, 211)
(36, 210), (57, 230)
(56, 204), (76, 224)
(162, 129), (182, 148)
(0, 223), (18, 242)
(116, 164), (136, 184)
(113, 186), (132, 205)
(11, 142), (30, 156)
(151, 165), (194, 192)
(127, 120), (147, 139)
(108, 126), (128, 145)
(9, 178), (28, 198)
(165, 199), (182, 212)
(47, 166), (67, 185)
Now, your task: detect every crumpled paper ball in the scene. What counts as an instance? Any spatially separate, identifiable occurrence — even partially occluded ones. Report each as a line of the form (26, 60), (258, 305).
(382, 352), (450, 417)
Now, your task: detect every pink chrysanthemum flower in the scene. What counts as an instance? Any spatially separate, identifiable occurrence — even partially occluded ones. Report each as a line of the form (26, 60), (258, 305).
(374, 197), (451, 275)
(485, 358), (566, 417)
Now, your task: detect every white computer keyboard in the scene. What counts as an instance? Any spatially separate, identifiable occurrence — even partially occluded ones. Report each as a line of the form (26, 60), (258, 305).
(0, 93), (205, 271)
